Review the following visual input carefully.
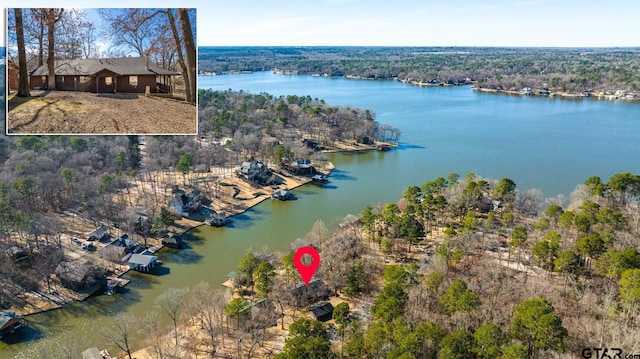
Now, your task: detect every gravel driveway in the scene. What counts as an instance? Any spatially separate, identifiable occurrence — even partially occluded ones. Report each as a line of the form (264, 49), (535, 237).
(8, 91), (197, 134)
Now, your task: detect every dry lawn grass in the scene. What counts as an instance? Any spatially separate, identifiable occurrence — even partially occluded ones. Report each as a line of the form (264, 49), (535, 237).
(7, 90), (196, 134)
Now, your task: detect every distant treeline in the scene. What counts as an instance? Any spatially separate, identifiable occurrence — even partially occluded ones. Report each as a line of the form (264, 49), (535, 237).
(199, 46), (640, 94)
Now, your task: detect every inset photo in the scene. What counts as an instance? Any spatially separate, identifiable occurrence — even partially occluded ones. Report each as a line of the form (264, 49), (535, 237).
(6, 8), (197, 135)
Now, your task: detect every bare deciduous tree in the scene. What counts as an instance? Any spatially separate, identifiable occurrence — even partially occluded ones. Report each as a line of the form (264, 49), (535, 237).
(155, 287), (188, 349)
(101, 312), (137, 359)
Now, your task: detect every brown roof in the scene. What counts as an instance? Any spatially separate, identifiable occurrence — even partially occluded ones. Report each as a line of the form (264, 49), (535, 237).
(55, 261), (94, 283)
(30, 57), (179, 77)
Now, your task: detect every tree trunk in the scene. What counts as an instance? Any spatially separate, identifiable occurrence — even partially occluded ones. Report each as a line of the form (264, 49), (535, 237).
(46, 9), (57, 90)
(178, 9), (196, 105)
(166, 9), (192, 103)
(37, 12), (45, 67)
(15, 9), (31, 97)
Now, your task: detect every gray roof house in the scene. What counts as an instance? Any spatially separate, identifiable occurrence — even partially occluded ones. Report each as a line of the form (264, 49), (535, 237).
(290, 278), (330, 308)
(168, 189), (202, 217)
(272, 188), (294, 201)
(98, 234), (136, 263)
(128, 253), (158, 272)
(309, 302), (334, 322)
(87, 225), (109, 242)
(29, 56), (179, 94)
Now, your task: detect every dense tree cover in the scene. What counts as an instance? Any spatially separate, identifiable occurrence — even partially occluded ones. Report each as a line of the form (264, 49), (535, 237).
(276, 318), (333, 359)
(0, 135), (137, 239)
(195, 90), (399, 167)
(34, 169), (638, 357)
(199, 47), (640, 95)
(341, 171), (640, 357)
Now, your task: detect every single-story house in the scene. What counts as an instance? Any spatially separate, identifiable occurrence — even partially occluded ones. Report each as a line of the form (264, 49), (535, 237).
(87, 225), (109, 242)
(128, 253), (158, 272)
(29, 56), (179, 94)
(0, 310), (25, 338)
(309, 302), (334, 322)
(55, 261), (106, 290)
(8, 60), (19, 92)
(290, 278), (330, 308)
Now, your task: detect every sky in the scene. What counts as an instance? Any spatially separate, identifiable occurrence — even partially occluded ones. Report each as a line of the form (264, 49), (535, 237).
(3, 0), (640, 48)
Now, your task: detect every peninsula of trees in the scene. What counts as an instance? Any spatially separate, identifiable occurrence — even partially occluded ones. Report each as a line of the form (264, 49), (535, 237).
(199, 47), (640, 99)
(0, 90), (397, 318)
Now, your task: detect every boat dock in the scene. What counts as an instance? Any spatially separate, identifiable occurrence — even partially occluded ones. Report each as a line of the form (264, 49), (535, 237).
(106, 277), (130, 289)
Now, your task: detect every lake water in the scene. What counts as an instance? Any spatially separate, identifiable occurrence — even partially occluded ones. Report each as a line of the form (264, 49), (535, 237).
(201, 72), (640, 198)
(2, 72), (639, 358)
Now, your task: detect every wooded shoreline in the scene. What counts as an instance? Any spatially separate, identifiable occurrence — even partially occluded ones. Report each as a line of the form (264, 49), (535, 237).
(199, 46), (640, 104)
(201, 71), (640, 103)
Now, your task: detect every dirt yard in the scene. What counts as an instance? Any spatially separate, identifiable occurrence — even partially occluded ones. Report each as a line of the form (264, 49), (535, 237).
(7, 90), (197, 134)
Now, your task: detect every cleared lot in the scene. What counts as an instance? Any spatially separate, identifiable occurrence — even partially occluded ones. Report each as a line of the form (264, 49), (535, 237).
(8, 91), (197, 134)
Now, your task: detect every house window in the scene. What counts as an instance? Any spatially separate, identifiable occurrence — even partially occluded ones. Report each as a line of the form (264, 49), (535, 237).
(80, 76), (90, 84)
(129, 76), (138, 87)
(105, 77), (112, 85)
(41, 76), (46, 83)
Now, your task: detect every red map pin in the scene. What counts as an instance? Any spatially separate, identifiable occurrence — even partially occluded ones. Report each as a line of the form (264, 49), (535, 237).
(293, 246), (321, 287)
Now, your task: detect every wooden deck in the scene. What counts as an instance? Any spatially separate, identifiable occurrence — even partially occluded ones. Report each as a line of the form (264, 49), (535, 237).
(106, 277), (130, 288)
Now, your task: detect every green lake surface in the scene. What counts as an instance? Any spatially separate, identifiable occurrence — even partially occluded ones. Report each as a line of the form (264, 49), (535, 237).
(1, 72), (638, 358)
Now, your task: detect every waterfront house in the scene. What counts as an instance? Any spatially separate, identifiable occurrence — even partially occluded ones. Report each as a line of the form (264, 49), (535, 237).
(311, 174), (328, 184)
(309, 302), (334, 322)
(0, 310), (25, 338)
(168, 189), (202, 217)
(29, 56), (179, 94)
(238, 161), (283, 186)
(98, 234), (137, 263)
(205, 211), (231, 227)
(55, 261), (106, 291)
(128, 253), (158, 272)
(272, 188), (294, 201)
(284, 159), (316, 175)
(161, 236), (184, 249)
(87, 225), (109, 242)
